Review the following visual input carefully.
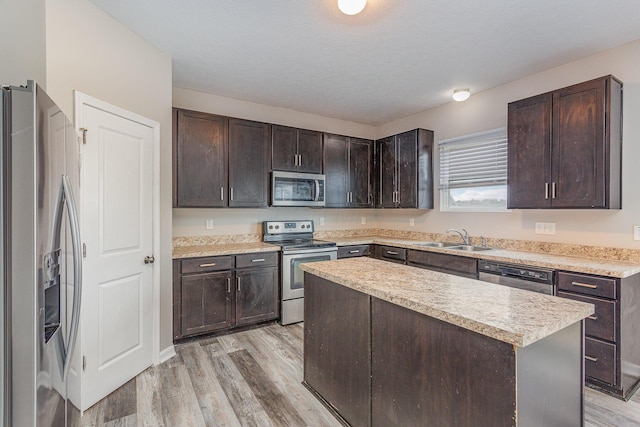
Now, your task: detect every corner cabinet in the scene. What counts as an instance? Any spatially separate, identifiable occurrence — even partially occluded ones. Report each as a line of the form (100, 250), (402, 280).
(324, 134), (374, 208)
(173, 108), (270, 208)
(507, 75), (622, 209)
(272, 125), (323, 174)
(376, 129), (434, 209)
(173, 252), (279, 341)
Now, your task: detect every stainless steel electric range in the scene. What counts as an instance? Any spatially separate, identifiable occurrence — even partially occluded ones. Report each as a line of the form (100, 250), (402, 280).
(263, 220), (337, 325)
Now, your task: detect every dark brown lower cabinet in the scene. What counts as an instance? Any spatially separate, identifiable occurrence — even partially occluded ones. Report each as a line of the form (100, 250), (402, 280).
(304, 273), (584, 427)
(173, 253), (279, 341)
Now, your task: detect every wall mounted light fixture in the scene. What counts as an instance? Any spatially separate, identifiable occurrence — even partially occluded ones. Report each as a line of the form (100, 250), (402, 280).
(453, 88), (471, 102)
(338, 0), (367, 15)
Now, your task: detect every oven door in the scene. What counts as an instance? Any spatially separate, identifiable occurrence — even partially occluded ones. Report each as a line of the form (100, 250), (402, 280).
(281, 248), (337, 301)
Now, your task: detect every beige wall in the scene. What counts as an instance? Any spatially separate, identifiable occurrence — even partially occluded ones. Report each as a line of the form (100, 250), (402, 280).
(172, 88), (380, 236)
(375, 39), (640, 249)
(174, 40), (640, 250)
(0, 0), (46, 86)
(46, 0), (174, 353)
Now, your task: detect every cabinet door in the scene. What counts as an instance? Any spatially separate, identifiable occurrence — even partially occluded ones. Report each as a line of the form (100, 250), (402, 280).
(180, 270), (233, 337)
(377, 136), (396, 208)
(174, 109), (227, 207)
(228, 118), (271, 207)
(297, 129), (323, 174)
(324, 133), (349, 207)
(552, 78), (606, 208)
(396, 130), (418, 208)
(507, 93), (552, 208)
(235, 267), (279, 326)
(271, 124), (298, 172)
(349, 138), (373, 207)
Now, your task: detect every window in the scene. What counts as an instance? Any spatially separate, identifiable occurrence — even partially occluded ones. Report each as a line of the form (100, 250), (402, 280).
(439, 128), (508, 212)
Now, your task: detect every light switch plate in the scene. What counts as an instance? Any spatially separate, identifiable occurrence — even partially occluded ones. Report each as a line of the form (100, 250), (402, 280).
(535, 222), (556, 235)
(409, 218), (415, 227)
(361, 216), (366, 225)
(634, 225), (640, 241)
(319, 217), (325, 226)
(205, 219), (214, 230)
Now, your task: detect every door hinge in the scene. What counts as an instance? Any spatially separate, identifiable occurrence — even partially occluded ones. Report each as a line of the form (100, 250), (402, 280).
(82, 243), (87, 258)
(80, 128), (87, 144)
(82, 356), (86, 371)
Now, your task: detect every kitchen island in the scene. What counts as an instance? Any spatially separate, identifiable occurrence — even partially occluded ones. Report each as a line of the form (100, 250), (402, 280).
(301, 257), (594, 427)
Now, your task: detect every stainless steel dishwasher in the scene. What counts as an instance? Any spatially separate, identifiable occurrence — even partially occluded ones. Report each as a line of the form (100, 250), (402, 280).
(478, 260), (555, 295)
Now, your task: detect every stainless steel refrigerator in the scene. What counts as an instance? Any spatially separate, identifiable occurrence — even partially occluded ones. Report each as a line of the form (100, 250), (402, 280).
(1, 81), (82, 427)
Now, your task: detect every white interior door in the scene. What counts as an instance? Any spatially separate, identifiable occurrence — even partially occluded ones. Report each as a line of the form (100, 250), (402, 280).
(76, 97), (157, 409)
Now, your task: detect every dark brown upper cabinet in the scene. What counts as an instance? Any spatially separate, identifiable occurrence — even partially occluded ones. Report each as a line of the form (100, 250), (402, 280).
(272, 125), (323, 174)
(324, 134), (374, 208)
(507, 75), (622, 209)
(376, 129), (434, 209)
(173, 109), (270, 208)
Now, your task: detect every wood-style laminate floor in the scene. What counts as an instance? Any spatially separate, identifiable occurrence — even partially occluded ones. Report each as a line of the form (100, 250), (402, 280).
(79, 323), (640, 427)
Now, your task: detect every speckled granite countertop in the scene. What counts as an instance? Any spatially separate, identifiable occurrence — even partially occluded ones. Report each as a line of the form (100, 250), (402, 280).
(302, 257), (594, 347)
(173, 242), (280, 259)
(330, 236), (640, 278)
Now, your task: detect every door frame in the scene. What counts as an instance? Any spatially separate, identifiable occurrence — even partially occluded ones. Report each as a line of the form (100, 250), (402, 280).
(74, 92), (162, 365)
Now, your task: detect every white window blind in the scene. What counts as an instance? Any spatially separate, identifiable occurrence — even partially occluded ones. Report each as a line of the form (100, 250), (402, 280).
(439, 128), (507, 190)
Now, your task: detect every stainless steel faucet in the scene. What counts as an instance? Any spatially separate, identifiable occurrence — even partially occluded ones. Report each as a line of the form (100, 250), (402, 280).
(446, 228), (469, 245)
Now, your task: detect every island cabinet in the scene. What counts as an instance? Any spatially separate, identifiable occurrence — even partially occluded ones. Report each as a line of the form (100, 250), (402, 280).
(376, 129), (434, 209)
(271, 125), (323, 173)
(507, 75), (622, 209)
(173, 252), (279, 341)
(323, 133), (374, 208)
(556, 271), (640, 400)
(173, 108), (271, 208)
(304, 268), (586, 427)
(407, 249), (477, 279)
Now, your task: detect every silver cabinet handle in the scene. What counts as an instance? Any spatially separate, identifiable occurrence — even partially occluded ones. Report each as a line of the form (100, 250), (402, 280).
(227, 277), (231, 293)
(346, 192), (350, 203)
(221, 187), (224, 201)
(199, 262), (216, 267)
(298, 154), (302, 166)
(396, 191), (400, 204)
(230, 187), (234, 201)
(349, 250), (360, 254)
(571, 281), (598, 289)
(585, 355), (598, 362)
(545, 183), (549, 199)
(251, 258), (265, 263)
(387, 251), (399, 255)
(236, 276), (241, 292)
(551, 182), (557, 199)
(587, 315), (598, 320)
(52, 176), (83, 379)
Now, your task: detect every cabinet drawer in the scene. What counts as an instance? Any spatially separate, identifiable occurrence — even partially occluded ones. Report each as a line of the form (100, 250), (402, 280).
(557, 272), (616, 299)
(585, 337), (617, 386)
(337, 245), (371, 259)
(557, 291), (616, 342)
(408, 250), (478, 277)
(181, 256), (234, 274)
(379, 246), (406, 262)
(235, 252), (278, 269)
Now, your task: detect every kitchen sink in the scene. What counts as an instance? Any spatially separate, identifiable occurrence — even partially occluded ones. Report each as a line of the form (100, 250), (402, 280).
(414, 241), (460, 248)
(448, 244), (493, 252)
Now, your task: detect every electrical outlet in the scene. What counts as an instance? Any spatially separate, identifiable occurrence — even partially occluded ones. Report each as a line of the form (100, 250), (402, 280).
(319, 217), (325, 226)
(535, 222), (556, 235)
(634, 225), (640, 241)
(409, 218), (415, 227)
(361, 216), (366, 225)
(205, 219), (214, 230)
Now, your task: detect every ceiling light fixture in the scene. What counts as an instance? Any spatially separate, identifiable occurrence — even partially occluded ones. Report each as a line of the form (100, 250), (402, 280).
(338, 0), (367, 15)
(452, 89), (471, 102)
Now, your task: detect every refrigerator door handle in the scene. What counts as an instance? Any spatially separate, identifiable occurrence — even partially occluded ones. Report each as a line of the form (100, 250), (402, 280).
(52, 175), (83, 379)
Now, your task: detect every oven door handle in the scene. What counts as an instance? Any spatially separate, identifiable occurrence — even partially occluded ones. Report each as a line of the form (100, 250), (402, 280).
(284, 247), (338, 256)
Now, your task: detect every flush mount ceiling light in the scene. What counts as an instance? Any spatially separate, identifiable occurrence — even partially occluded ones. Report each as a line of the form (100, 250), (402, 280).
(452, 88), (471, 102)
(338, 0), (367, 15)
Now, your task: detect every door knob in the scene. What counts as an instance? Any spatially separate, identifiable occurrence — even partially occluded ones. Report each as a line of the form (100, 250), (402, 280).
(144, 256), (155, 264)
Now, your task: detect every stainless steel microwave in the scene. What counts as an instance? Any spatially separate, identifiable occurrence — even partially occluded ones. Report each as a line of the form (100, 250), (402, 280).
(271, 171), (326, 207)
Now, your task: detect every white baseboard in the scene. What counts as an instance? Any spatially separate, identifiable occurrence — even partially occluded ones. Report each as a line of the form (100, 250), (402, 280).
(157, 345), (176, 365)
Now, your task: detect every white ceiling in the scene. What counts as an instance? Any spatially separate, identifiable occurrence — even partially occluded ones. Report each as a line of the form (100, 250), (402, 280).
(89, 0), (640, 126)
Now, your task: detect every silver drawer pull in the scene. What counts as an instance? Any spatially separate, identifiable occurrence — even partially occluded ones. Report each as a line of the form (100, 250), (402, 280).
(585, 355), (599, 362)
(349, 250), (360, 254)
(251, 258), (265, 263)
(587, 315), (598, 321)
(387, 251), (398, 255)
(571, 281), (598, 289)
(199, 262), (216, 267)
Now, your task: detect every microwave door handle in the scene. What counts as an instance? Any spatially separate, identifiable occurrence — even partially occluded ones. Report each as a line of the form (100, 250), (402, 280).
(314, 179), (320, 202)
